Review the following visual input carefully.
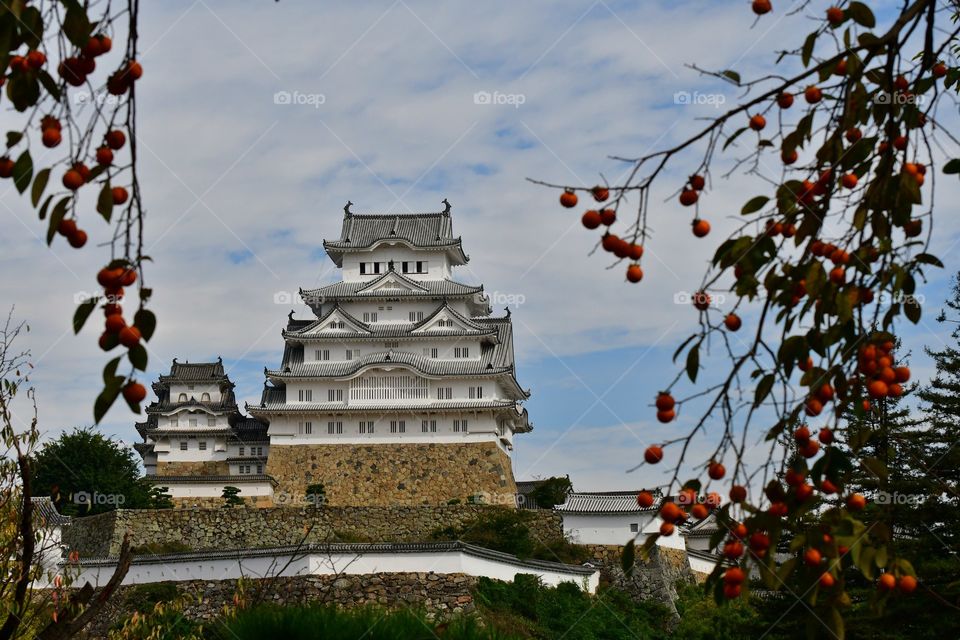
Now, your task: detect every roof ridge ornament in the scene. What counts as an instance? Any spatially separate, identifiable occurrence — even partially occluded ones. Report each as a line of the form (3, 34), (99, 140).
(504, 306), (511, 317)
(344, 201), (353, 216)
(288, 309), (295, 323)
(442, 198), (451, 215)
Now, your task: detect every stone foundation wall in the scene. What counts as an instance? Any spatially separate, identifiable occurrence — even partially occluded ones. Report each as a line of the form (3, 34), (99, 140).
(265, 442), (516, 506)
(63, 505), (564, 558)
(86, 572), (478, 639)
(155, 460), (229, 476)
(582, 543), (694, 619)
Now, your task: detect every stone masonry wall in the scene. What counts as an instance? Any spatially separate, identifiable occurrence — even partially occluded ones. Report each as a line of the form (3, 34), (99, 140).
(63, 505), (564, 558)
(265, 442), (517, 506)
(583, 543), (694, 620)
(155, 460), (229, 476)
(86, 572), (478, 639)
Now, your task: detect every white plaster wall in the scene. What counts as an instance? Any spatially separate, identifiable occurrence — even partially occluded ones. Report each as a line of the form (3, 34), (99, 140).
(59, 548), (598, 592)
(341, 245), (451, 281)
(300, 338), (485, 363)
(562, 512), (659, 546)
(167, 383), (222, 403)
(157, 481), (274, 499)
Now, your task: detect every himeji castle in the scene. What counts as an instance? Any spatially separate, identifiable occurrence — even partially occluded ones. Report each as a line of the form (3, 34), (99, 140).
(135, 201), (533, 507)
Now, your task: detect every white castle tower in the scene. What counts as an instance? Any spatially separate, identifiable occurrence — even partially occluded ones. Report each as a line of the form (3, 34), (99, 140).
(249, 201), (532, 505)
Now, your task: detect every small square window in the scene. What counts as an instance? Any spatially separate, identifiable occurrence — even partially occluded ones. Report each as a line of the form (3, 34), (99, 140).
(179, 441), (188, 451)
(630, 523), (639, 533)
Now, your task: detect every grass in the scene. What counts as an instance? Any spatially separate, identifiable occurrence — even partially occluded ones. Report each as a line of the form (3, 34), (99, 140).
(207, 605), (515, 640)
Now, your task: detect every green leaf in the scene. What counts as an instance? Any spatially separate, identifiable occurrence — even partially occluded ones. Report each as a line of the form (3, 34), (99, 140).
(5, 131), (23, 148)
(46, 197), (70, 245)
(848, 2), (876, 28)
(686, 343), (700, 383)
(134, 308), (157, 342)
(801, 32), (818, 67)
(62, 2), (91, 48)
(861, 456), (889, 481)
(37, 70), (60, 102)
(721, 70), (741, 84)
(96, 182), (114, 222)
(754, 373), (775, 408)
(944, 159), (960, 175)
(93, 381), (122, 424)
(741, 195), (770, 215)
(72, 297), (98, 334)
(103, 356), (122, 384)
(915, 253), (943, 268)
(904, 297), (921, 323)
(12, 149), (31, 193)
(17, 6), (43, 49)
(128, 343), (148, 371)
(723, 127), (747, 151)
(37, 194), (52, 220)
(621, 539), (636, 577)
(30, 166), (49, 207)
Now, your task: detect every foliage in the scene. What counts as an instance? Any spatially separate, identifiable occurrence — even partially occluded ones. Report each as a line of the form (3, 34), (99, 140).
(120, 583), (180, 614)
(221, 486), (243, 507)
(474, 575), (669, 640)
(431, 508), (591, 565)
(536, 1), (960, 630)
(527, 476), (573, 509)
(305, 482), (326, 507)
(107, 597), (202, 640)
(208, 604), (509, 640)
(672, 583), (764, 639)
(31, 426), (153, 515)
(147, 485), (173, 510)
(0, 1), (153, 422)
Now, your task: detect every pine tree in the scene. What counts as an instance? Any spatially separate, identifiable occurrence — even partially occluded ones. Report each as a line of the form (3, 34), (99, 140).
(913, 274), (960, 552)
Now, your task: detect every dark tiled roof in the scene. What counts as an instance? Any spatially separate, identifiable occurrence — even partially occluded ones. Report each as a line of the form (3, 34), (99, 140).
(301, 276), (483, 303)
(249, 397), (520, 414)
(268, 349), (513, 379)
(555, 490), (663, 514)
(283, 302), (497, 341)
(322, 209), (468, 266)
(143, 475), (275, 485)
(157, 359), (229, 384)
(31, 497), (70, 527)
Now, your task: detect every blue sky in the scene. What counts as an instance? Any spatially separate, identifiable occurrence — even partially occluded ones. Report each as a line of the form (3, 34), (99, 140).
(2, 0), (958, 491)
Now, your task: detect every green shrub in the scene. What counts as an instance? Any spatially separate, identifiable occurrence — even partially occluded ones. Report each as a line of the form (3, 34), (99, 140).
(130, 541), (191, 556)
(209, 604), (511, 640)
(430, 508), (590, 564)
(474, 575), (669, 639)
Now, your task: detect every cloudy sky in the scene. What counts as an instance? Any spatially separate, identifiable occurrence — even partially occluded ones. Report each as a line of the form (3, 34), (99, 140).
(2, 1), (958, 491)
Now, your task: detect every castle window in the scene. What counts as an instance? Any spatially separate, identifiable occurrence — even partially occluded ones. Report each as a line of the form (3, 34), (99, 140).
(315, 349), (330, 361)
(454, 347), (469, 358)
(239, 446), (244, 456)
(188, 385), (195, 390)
(469, 386), (483, 399)
(239, 465), (250, 474)
(402, 261), (410, 274)
(630, 523), (639, 533)
(299, 421), (313, 435)
(178, 393), (188, 402)
(345, 349), (360, 360)
(180, 441), (188, 451)
(359, 421), (375, 434)
(374, 262), (382, 275)
(256, 465), (263, 474)
(255, 447), (264, 456)
(350, 375), (428, 401)
(208, 417), (216, 427)
(421, 420), (437, 433)
(360, 262), (367, 275)
(384, 341), (399, 349)
(189, 418), (198, 427)
(423, 348), (438, 358)
(416, 261), (428, 273)
(436, 387), (452, 400)
(201, 392), (211, 402)
(390, 420), (406, 434)
(298, 389), (313, 402)
(199, 441), (207, 451)
(328, 389), (344, 402)
(327, 421), (343, 435)
(453, 419), (468, 433)
(362, 312), (378, 323)
(168, 418), (176, 428)
(409, 311), (424, 322)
